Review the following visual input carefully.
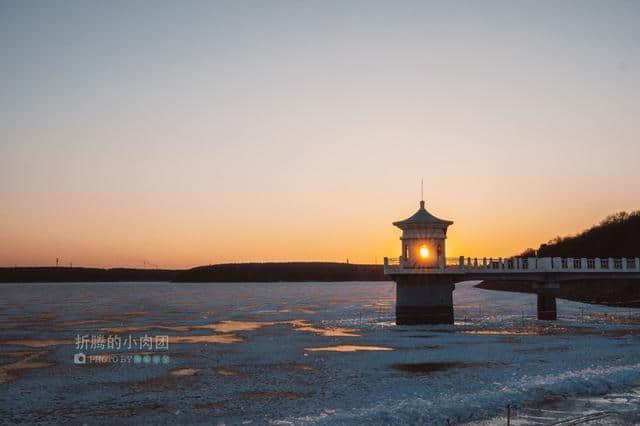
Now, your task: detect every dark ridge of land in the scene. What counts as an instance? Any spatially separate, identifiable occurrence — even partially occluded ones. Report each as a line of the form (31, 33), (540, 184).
(0, 263), (386, 283)
(172, 262), (386, 282)
(519, 210), (640, 258)
(476, 279), (640, 308)
(0, 267), (182, 283)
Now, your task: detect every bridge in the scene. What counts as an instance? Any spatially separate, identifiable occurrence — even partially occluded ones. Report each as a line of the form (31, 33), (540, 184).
(383, 200), (640, 324)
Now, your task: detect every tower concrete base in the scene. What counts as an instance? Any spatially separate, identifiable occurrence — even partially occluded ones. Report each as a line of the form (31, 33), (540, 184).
(393, 274), (455, 325)
(537, 293), (557, 320)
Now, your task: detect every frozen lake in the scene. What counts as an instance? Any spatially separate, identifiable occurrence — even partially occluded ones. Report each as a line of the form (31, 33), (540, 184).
(1, 281), (640, 424)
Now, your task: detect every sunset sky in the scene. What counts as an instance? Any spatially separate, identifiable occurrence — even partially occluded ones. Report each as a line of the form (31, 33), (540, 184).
(1, 1), (639, 269)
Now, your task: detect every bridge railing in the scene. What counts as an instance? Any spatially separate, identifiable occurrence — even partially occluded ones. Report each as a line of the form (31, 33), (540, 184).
(446, 257), (463, 267)
(384, 257), (401, 266)
(384, 256), (640, 272)
(453, 256), (640, 272)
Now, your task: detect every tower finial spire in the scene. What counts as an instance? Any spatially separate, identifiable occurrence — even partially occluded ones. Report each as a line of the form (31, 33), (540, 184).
(420, 178), (425, 209)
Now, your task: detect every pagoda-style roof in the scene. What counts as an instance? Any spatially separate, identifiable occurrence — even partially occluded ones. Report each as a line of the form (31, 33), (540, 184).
(392, 200), (453, 229)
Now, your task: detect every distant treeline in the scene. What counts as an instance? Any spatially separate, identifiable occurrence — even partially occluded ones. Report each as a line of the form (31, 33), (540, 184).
(0, 263), (387, 283)
(0, 267), (181, 283)
(519, 211), (640, 258)
(173, 262), (386, 282)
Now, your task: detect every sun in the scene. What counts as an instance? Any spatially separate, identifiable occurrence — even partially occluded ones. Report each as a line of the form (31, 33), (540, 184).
(419, 245), (429, 258)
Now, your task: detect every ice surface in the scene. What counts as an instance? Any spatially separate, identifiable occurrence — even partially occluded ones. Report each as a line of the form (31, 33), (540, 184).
(0, 281), (639, 424)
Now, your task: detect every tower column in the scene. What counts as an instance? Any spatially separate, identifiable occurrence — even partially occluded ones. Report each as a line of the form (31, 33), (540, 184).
(394, 274), (455, 324)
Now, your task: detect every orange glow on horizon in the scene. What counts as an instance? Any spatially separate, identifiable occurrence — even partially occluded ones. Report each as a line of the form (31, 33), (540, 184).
(2, 201), (627, 269)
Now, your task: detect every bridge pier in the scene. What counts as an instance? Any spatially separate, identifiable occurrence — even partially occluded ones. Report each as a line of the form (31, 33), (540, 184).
(394, 274), (455, 324)
(537, 292), (557, 320)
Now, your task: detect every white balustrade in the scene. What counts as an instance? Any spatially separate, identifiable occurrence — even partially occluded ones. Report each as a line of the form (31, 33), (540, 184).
(386, 255), (640, 274)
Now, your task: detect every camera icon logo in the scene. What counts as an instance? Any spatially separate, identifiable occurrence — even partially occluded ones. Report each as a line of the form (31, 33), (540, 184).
(73, 353), (86, 364)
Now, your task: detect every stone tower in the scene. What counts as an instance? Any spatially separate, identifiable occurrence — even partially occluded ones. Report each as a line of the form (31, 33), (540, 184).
(386, 200), (456, 324)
